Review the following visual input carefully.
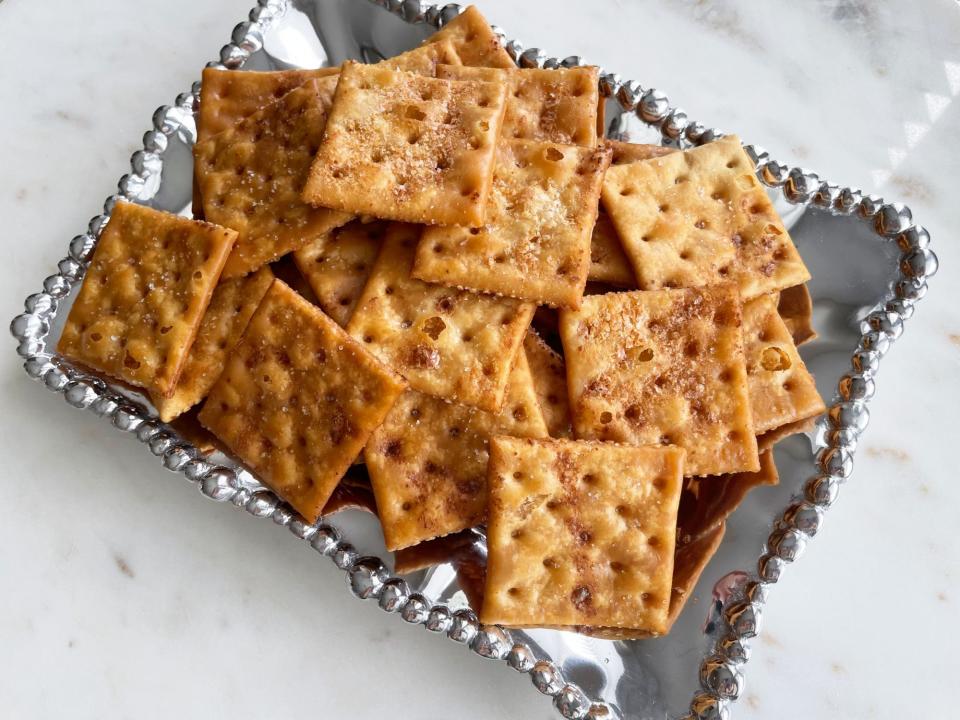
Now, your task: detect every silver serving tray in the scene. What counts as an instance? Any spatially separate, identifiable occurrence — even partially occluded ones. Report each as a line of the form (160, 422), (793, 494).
(9, 1), (940, 718)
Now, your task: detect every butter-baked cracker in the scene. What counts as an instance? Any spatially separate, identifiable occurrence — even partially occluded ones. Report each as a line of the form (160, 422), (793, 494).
(293, 220), (387, 327)
(677, 449), (778, 546)
(559, 285), (760, 476)
(436, 65), (600, 146)
(777, 284), (817, 346)
(58, 201), (236, 398)
(588, 141), (675, 286)
(384, 38), (462, 74)
(757, 415), (818, 451)
(424, 6), (515, 69)
(523, 330), (572, 438)
(152, 267), (274, 421)
(481, 436), (685, 633)
(302, 62), (508, 227)
(198, 279), (406, 523)
(601, 135), (810, 300)
(348, 223), (533, 411)
(414, 139), (612, 309)
(364, 349), (547, 551)
(742, 293), (825, 435)
(196, 77), (351, 278)
(194, 67), (341, 217)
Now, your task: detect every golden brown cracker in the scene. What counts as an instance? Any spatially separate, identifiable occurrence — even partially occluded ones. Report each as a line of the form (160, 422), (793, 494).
(293, 220), (387, 327)
(588, 210), (636, 287)
(601, 135), (810, 300)
(481, 436), (685, 633)
(414, 139), (612, 309)
(559, 285), (759, 476)
(436, 64), (599, 146)
(364, 349), (547, 551)
(757, 415), (818, 451)
(196, 77), (351, 278)
(677, 450), (778, 546)
(385, 39), (462, 74)
(523, 330), (572, 438)
(605, 139), (675, 166)
(152, 267), (274, 421)
(198, 279), (406, 523)
(777, 284), (817, 346)
(58, 201), (236, 398)
(347, 223), (533, 411)
(302, 62), (508, 227)
(742, 293), (825, 434)
(424, 6), (515, 69)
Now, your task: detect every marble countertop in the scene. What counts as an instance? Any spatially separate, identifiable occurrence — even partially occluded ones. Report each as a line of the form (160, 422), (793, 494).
(1, 0), (957, 718)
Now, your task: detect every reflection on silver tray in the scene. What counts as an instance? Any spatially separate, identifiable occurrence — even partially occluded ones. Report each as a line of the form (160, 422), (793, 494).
(8, 1), (939, 718)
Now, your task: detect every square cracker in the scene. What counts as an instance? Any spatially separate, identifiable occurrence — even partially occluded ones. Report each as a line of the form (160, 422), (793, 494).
(424, 6), (515, 69)
(302, 61), (508, 227)
(742, 293), (825, 434)
(777, 284), (817, 346)
(152, 267), (274, 421)
(364, 348), (547, 551)
(196, 77), (351, 278)
(757, 415), (818, 451)
(588, 141), (676, 285)
(384, 39), (462, 74)
(414, 139), (612, 309)
(481, 436), (685, 633)
(437, 65), (599, 147)
(58, 201), (236, 398)
(601, 134), (810, 300)
(293, 220), (388, 327)
(523, 330), (572, 438)
(198, 279), (406, 523)
(559, 284), (760, 476)
(347, 223), (533, 411)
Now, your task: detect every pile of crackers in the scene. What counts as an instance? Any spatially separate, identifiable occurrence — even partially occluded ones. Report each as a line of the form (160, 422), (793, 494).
(57, 6), (824, 637)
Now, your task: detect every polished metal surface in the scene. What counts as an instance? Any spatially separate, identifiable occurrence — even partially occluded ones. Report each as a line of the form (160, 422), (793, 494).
(8, 1), (938, 718)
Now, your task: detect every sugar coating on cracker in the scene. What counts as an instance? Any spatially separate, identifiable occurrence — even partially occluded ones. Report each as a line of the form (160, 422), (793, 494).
(559, 284), (759, 476)
(302, 62), (508, 227)
(198, 279), (406, 523)
(58, 201), (236, 398)
(293, 220), (388, 327)
(523, 330), (573, 438)
(196, 77), (351, 278)
(424, 6), (515, 69)
(152, 267), (274, 421)
(364, 349), (547, 551)
(481, 436), (685, 632)
(742, 293), (825, 434)
(414, 139), (611, 309)
(601, 134), (810, 300)
(437, 65), (600, 146)
(347, 223), (533, 411)
(777, 284), (817, 346)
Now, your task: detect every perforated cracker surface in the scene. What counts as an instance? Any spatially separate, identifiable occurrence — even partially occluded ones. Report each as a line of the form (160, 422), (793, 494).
(196, 78), (351, 278)
(559, 285), (759, 476)
(384, 39), (462, 74)
(481, 436), (685, 632)
(414, 139), (611, 309)
(742, 293), (825, 434)
(152, 267), (274, 421)
(293, 220), (387, 327)
(302, 62), (508, 227)
(601, 135), (810, 300)
(437, 65), (599, 146)
(58, 201), (236, 398)
(198, 280), (406, 523)
(364, 350), (547, 551)
(347, 223), (532, 411)
(424, 6), (515, 69)
(523, 330), (572, 438)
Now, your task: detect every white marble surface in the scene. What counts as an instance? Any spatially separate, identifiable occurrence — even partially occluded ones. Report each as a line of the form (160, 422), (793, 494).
(1, 0), (958, 718)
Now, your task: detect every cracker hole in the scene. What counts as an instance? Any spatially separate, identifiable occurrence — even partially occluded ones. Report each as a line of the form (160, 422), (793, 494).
(761, 346), (791, 371)
(448, 426), (461, 439)
(469, 136), (484, 150)
(507, 586), (520, 596)
(512, 88), (522, 98)
(478, 120), (490, 132)
(407, 131), (421, 145)
(512, 471), (524, 480)
(510, 530), (523, 540)
(478, 96), (491, 108)
(783, 379), (796, 392)
(599, 411), (613, 424)
(718, 265), (730, 277)
(482, 364), (495, 377)
(433, 243), (445, 254)
(459, 186), (477, 198)
(468, 227), (481, 235)
(316, 348), (327, 363)
(545, 499), (559, 511)
(332, 168), (346, 179)
(371, 150), (384, 163)
(494, 253), (506, 264)
(726, 160), (739, 169)
(648, 535), (662, 548)
(404, 105), (427, 121)
(401, 501), (413, 511)
(684, 340), (700, 357)
(619, 187), (634, 197)
(409, 407), (421, 419)
(609, 561), (625, 573)
(658, 203), (670, 213)
(512, 405), (527, 421)
(582, 473), (597, 486)
(545, 147), (565, 162)
(624, 404), (642, 421)
(679, 250), (691, 260)
(718, 368), (733, 382)
(462, 331), (474, 342)
(615, 505), (628, 517)
(571, 585), (592, 610)
(338, 297), (352, 307)
(436, 296), (454, 312)
(160, 326), (172, 335)
(674, 175), (688, 184)
(363, 334), (373, 343)
(659, 434), (674, 446)
(694, 219), (708, 230)
(543, 557), (560, 570)
(89, 332), (102, 342)
(193, 270), (202, 280)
